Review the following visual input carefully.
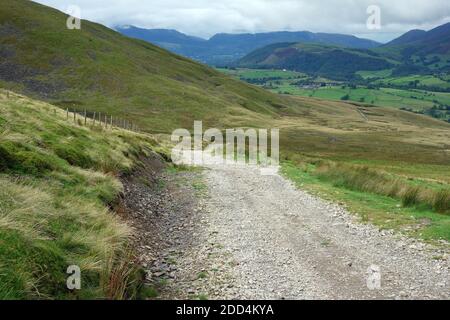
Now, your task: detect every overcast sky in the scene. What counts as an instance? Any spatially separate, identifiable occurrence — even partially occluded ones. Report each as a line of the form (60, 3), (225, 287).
(35, 0), (450, 43)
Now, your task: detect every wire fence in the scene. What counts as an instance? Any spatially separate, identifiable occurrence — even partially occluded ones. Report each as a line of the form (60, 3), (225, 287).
(63, 108), (140, 133)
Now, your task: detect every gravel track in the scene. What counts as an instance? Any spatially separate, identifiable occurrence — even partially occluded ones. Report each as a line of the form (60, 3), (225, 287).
(181, 164), (449, 300)
(134, 159), (449, 300)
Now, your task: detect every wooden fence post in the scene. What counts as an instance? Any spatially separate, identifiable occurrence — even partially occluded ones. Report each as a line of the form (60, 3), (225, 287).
(84, 110), (87, 126)
(93, 112), (96, 126)
(66, 108), (69, 120)
(73, 110), (76, 123)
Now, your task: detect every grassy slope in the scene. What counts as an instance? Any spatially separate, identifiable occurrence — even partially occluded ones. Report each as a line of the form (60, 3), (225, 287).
(0, 0), (300, 133)
(277, 96), (450, 173)
(274, 94), (450, 241)
(0, 89), (165, 299)
(282, 162), (450, 242)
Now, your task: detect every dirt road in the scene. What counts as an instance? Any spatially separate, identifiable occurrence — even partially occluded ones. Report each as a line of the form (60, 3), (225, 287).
(138, 161), (449, 300)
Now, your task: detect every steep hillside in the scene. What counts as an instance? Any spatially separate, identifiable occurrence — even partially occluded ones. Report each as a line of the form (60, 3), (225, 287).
(383, 23), (450, 56)
(117, 27), (380, 65)
(377, 23), (450, 73)
(0, 0), (297, 133)
(237, 43), (394, 80)
(384, 29), (427, 47)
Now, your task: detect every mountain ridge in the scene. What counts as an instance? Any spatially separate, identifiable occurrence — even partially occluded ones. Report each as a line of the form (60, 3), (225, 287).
(384, 29), (427, 47)
(116, 26), (381, 65)
(237, 42), (394, 80)
(382, 22), (450, 56)
(237, 22), (450, 79)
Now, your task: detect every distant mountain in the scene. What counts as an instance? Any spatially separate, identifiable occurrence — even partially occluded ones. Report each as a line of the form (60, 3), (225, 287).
(116, 26), (381, 66)
(237, 42), (393, 80)
(382, 22), (450, 56)
(376, 22), (450, 75)
(384, 30), (427, 47)
(238, 22), (450, 80)
(117, 26), (205, 46)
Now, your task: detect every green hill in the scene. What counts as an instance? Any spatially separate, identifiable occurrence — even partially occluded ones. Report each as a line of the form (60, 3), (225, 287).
(382, 23), (450, 56)
(384, 30), (428, 47)
(237, 23), (450, 80)
(237, 43), (395, 80)
(0, 0), (297, 133)
(373, 23), (450, 74)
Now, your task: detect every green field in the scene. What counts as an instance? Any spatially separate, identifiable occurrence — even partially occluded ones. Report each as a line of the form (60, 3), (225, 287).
(218, 68), (450, 121)
(356, 71), (450, 92)
(217, 68), (307, 80)
(275, 86), (450, 111)
(374, 75), (450, 90)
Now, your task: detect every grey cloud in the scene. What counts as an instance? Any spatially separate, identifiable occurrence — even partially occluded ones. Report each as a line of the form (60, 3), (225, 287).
(34, 0), (450, 42)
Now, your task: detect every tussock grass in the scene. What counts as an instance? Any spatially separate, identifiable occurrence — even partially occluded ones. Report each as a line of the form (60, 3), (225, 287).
(103, 249), (141, 300)
(0, 90), (164, 299)
(282, 161), (450, 241)
(401, 186), (421, 207)
(433, 190), (450, 214)
(313, 162), (449, 214)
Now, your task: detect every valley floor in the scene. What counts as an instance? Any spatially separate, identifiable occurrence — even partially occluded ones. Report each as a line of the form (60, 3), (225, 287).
(137, 162), (449, 300)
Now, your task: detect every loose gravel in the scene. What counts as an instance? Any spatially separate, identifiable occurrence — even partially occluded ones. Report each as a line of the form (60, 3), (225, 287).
(126, 159), (449, 300)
